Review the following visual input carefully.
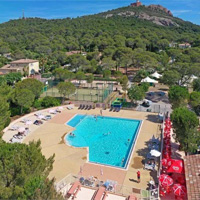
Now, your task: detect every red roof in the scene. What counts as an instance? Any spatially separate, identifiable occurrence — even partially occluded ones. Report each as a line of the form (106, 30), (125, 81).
(184, 154), (200, 200)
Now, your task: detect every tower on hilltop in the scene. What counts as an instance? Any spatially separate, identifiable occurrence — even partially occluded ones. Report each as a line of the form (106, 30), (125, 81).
(130, 0), (142, 7)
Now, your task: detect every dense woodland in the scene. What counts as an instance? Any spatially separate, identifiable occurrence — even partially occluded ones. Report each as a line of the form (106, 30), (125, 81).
(0, 5), (200, 199)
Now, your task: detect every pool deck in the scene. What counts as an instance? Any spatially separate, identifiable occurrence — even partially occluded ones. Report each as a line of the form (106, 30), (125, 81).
(3, 107), (160, 190)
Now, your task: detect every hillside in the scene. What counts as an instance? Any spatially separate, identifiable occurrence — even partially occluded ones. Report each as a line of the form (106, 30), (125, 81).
(0, 4), (199, 69)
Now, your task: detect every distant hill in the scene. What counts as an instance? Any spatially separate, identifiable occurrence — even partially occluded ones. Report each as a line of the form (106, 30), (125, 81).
(0, 3), (199, 65)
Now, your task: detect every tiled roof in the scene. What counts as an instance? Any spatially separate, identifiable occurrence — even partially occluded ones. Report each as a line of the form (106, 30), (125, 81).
(184, 154), (200, 200)
(10, 59), (38, 64)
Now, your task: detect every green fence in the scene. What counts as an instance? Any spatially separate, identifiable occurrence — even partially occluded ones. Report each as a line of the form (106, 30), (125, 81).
(41, 80), (113, 103)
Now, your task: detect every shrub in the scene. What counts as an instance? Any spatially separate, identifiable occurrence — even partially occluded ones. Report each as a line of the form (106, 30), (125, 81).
(41, 96), (61, 108)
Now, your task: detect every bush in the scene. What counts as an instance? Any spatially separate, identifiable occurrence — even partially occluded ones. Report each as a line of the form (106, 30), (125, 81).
(33, 99), (43, 109)
(41, 96), (61, 108)
(10, 106), (30, 117)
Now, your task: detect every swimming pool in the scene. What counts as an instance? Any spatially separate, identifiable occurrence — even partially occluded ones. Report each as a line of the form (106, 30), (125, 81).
(66, 115), (141, 168)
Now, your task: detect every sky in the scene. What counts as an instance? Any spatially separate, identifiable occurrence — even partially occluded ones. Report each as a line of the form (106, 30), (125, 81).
(0, 0), (199, 25)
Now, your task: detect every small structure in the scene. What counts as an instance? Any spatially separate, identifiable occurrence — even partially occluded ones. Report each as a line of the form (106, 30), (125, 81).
(66, 51), (87, 56)
(130, 0), (142, 7)
(141, 77), (158, 84)
(0, 59), (39, 76)
(178, 43), (191, 49)
(151, 71), (162, 79)
(184, 154), (200, 200)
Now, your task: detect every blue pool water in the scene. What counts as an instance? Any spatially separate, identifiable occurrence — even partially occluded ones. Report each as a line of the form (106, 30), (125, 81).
(66, 115), (141, 168)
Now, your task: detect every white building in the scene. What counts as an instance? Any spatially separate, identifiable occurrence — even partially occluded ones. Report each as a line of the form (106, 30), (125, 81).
(0, 59), (39, 76)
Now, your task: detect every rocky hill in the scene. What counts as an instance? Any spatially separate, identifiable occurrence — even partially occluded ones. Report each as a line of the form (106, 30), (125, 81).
(100, 5), (185, 27)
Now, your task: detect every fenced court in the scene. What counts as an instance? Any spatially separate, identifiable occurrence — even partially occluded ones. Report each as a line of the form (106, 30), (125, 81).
(41, 80), (113, 103)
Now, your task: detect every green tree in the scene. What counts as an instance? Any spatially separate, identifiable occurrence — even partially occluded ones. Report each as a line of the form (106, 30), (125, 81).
(101, 57), (116, 70)
(0, 97), (10, 131)
(57, 82), (76, 103)
(86, 74), (94, 87)
(76, 71), (86, 85)
(193, 78), (200, 92)
(66, 54), (90, 72)
(5, 72), (22, 85)
(140, 82), (150, 92)
(15, 79), (43, 99)
(190, 91), (200, 115)
(168, 86), (189, 108)
(162, 70), (180, 86)
(119, 75), (129, 92)
(14, 89), (35, 114)
(128, 85), (145, 104)
(103, 70), (111, 79)
(0, 140), (63, 199)
(171, 107), (200, 153)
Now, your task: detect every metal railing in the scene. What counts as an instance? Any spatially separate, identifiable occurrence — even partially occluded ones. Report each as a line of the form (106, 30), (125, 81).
(55, 174), (159, 199)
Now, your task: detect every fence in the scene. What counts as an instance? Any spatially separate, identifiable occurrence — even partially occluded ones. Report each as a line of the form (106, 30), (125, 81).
(55, 174), (159, 199)
(41, 80), (113, 103)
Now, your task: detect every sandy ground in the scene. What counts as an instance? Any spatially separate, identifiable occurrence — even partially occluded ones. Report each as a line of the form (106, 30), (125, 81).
(3, 106), (161, 191)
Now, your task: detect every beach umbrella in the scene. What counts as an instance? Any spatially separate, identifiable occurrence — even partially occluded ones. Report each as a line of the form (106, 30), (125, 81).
(18, 127), (25, 133)
(159, 174), (173, 187)
(173, 184), (186, 197)
(167, 159), (184, 174)
(150, 149), (161, 157)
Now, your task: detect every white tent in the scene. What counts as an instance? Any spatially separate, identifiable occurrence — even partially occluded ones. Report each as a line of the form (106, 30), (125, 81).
(151, 71), (162, 79)
(141, 77), (158, 83)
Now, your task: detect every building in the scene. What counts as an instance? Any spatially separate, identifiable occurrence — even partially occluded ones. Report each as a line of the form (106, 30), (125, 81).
(0, 59), (39, 76)
(179, 43), (191, 49)
(130, 0), (142, 7)
(184, 154), (200, 200)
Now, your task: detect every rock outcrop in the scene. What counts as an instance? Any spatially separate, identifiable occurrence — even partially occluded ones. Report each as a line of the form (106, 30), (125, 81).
(148, 4), (173, 16)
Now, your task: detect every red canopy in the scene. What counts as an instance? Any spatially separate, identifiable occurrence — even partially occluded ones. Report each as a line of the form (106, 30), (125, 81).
(167, 159), (184, 174)
(173, 184), (186, 197)
(159, 174), (173, 187)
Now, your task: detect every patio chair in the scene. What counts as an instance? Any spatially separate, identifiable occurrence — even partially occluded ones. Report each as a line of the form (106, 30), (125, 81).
(66, 181), (81, 199)
(92, 186), (106, 200)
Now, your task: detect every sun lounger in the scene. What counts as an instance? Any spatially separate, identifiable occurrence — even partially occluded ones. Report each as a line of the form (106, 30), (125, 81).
(85, 105), (89, 110)
(81, 105), (85, 110)
(109, 107), (113, 112)
(116, 107), (120, 112)
(92, 187), (106, 200)
(127, 194), (137, 200)
(66, 181), (81, 198)
(113, 107), (116, 112)
(10, 126), (19, 131)
(78, 104), (82, 109)
(88, 105), (92, 110)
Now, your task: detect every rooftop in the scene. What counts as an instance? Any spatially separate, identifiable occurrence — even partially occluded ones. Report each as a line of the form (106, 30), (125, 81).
(184, 154), (200, 200)
(10, 59), (38, 64)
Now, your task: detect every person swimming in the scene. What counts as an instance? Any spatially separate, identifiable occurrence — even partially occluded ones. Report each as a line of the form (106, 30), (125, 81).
(121, 158), (125, 166)
(103, 132), (111, 136)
